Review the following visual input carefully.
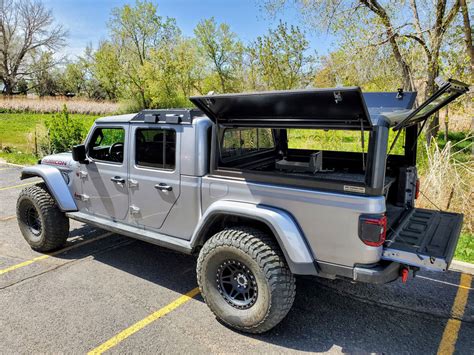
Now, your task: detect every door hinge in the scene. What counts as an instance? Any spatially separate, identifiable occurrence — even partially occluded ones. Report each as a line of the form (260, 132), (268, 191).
(74, 193), (89, 202)
(128, 179), (139, 188)
(129, 205), (140, 215)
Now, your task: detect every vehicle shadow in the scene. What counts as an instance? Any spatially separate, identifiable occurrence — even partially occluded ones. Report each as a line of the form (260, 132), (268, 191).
(55, 231), (473, 353)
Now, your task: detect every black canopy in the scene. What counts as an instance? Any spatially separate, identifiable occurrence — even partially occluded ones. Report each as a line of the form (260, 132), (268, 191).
(190, 87), (373, 130)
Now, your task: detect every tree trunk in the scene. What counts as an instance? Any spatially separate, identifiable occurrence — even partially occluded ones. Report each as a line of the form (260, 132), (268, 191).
(459, 0), (474, 80)
(425, 58), (440, 144)
(443, 106), (449, 142)
(360, 0), (415, 91)
(2, 77), (15, 95)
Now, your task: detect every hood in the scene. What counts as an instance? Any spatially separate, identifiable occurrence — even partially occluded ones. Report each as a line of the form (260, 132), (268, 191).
(40, 152), (76, 170)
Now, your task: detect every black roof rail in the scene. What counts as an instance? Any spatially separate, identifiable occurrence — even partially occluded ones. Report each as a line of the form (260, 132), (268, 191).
(132, 108), (204, 124)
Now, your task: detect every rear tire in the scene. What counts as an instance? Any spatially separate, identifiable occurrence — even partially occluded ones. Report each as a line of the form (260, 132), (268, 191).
(16, 183), (69, 252)
(197, 227), (296, 333)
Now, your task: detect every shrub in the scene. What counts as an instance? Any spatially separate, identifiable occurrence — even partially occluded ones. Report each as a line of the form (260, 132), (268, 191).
(44, 105), (86, 153)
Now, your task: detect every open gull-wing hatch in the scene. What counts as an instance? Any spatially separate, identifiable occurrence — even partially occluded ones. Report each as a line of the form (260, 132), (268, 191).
(393, 78), (470, 131)
(190, 87), (373, 130)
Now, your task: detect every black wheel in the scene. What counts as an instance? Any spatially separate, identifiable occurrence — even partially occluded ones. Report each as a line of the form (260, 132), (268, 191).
(16, 183), (69, 252)
(197, 227), (296, 333)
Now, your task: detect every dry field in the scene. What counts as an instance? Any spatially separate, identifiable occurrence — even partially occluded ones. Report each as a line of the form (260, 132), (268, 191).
(0, 96), (120, 115)
(417, 141), (474, 233)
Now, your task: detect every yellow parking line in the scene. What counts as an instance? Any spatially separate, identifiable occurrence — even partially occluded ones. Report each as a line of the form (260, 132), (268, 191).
(88, 287), (201, 355)
(417, 275), (473, 290)
(0, 181), (37, 191)
(437, 273), (472, 355)
(0, 215), (16, 222)
(0, 232), (112, 276)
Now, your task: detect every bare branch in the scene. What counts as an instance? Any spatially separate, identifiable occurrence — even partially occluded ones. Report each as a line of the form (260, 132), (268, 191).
(0, 0), (67, 95)
(409, 0), (425, 42)
(399, 34), (432, 61)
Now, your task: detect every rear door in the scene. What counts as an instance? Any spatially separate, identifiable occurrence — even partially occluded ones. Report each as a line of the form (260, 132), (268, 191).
(128, 124), (181, 230)
(382, 208), (463, 271)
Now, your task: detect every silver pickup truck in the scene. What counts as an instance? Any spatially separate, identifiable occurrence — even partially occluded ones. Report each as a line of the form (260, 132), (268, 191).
(16, 78), (469, 333)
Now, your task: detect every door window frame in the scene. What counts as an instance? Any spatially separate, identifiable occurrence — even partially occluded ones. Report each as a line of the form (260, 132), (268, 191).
(131, 124), (180, 174)
(86, 125), (127, 166)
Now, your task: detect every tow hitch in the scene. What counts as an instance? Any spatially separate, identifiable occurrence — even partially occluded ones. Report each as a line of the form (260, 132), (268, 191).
(400, 266), (419, 284)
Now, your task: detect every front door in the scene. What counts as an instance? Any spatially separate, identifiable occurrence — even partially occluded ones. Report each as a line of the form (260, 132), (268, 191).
(128, 124), (181, 230)
(79, 125), (129, 220)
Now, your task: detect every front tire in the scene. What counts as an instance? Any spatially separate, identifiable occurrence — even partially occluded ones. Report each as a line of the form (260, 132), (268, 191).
(197, 227), (296, 333)
(17, 183), (69, 252)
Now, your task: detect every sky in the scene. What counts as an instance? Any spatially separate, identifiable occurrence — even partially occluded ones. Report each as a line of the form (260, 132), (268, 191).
(42, 0), (335, 59)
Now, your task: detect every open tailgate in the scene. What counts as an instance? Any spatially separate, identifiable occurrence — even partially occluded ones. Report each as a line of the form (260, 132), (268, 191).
(382, 208), (463, 271)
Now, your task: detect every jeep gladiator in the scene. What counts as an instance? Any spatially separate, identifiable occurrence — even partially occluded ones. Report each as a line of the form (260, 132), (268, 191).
(16, 78), (469, 333)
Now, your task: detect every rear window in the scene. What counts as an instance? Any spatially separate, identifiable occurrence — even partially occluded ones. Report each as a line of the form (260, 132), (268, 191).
(287, 129), (369, 153)
(221, 128), (275, 161)
(135, 128), (176, 170)
(287, 129), (406, 156)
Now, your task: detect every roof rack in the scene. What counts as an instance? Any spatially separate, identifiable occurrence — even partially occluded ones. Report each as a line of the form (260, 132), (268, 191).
(132, 108), (204, 124)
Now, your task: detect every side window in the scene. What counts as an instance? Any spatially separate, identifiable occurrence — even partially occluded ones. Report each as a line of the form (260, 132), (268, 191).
(221, 128), (275, 160)
(88, 127), (125, 163)
(136, 128), (176, 170)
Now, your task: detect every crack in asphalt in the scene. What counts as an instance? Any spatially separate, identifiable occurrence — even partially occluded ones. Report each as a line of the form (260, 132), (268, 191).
(311, 279), (473, 324)
(0, 239), (135, 291)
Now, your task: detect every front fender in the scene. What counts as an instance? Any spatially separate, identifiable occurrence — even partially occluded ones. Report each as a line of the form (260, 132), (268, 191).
(21, 165), (78, 212)
(191, 201), (317, 275)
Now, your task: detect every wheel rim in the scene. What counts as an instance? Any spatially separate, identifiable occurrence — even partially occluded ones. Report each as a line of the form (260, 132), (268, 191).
(24, 205), (42, 237)
(216, 260), (258, 309)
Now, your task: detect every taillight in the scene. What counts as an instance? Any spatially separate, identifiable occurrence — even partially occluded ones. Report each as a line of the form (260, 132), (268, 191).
(415, 178), (420, 199)
(358, 214), (387, 247)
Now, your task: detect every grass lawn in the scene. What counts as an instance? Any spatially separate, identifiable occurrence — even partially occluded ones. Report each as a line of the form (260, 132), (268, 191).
(454, 233), (474, 264)
(0, 112), (97, 151)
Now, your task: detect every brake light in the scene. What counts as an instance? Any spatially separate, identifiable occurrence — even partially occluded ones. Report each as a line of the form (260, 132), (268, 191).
(415, 178), (420, 199)
(358, 214), (387, 247)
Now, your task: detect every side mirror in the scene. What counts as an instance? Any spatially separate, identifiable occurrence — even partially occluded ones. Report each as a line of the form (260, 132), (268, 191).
(72, 144), (88, 163)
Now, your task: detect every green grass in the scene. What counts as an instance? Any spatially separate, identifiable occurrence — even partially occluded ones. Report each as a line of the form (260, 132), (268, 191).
(0, 151), (38, 165)
(287, 128), (406, 155)
(454, 233), (474, 264)
(0, 112), (97, 151)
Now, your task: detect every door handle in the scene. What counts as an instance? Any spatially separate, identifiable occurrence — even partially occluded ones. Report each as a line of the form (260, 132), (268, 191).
(111, 176), (126, 184)
(154, 183), (173, 192)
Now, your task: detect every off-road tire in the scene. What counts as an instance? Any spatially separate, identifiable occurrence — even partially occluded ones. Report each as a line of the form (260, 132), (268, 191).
(16, 183), (69, 252)
(197, 227), (296, 333)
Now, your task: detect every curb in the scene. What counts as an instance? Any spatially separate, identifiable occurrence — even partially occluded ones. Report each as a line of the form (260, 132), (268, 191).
(450, 260), (474, 275)
(0, 160), (27, 168)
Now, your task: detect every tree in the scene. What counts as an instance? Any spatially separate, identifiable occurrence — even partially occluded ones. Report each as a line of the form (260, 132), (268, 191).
(459, 0), (473, 80)
(30, 51), (60, 96)
(60, 62), (86, 95)
(249, 21), (314, 90)
(262, 0), (463, 141)
(108, 0), (179, 108)
(0, 0), (67, 95)
(194, 18), (244, 93)
(92, 41), (122, 100)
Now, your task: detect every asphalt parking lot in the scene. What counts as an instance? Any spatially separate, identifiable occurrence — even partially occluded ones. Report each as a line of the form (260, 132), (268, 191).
(0, 162), (472, 354)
